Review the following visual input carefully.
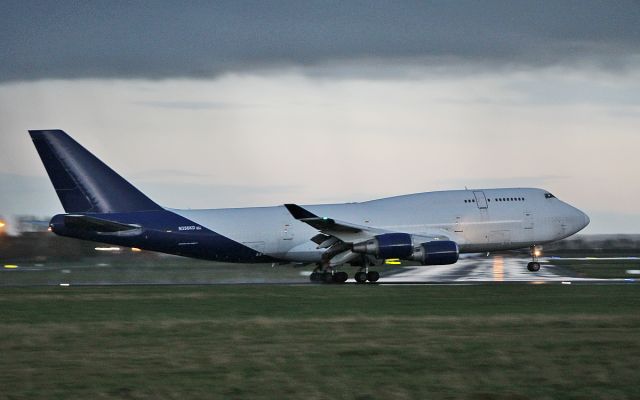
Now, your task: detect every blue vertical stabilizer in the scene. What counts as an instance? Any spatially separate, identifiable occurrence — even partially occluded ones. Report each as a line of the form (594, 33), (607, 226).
(29, 129), (162, 213)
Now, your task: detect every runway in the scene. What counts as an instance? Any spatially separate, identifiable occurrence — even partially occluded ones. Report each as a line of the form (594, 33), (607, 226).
(3, 255), (638, 286)
(378, 255), (636, 284)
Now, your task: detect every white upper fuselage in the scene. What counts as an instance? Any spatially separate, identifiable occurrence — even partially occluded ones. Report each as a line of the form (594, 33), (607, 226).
(172, 188), (589, 263)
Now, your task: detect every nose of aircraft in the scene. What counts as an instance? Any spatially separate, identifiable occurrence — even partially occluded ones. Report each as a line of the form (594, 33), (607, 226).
(564, 202), (590, 234)
(572, 208), (590, 232)
(580, 210), (590, 230)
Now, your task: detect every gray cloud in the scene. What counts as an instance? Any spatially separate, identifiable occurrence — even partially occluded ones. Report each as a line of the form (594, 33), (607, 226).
(2, 1), (639, 82)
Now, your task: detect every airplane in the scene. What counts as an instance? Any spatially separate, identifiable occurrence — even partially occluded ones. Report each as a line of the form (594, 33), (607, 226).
(29, 129), (590, 283)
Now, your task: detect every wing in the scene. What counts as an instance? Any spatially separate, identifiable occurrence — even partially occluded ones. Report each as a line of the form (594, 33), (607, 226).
(285, 203), (384, 266)
(284, 203), (385, 243)
(284, 203), (456, 267)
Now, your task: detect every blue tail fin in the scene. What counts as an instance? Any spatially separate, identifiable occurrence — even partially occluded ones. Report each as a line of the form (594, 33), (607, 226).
(29, 129), (162, 214)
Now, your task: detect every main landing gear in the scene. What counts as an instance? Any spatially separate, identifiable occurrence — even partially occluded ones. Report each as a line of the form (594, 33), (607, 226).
(527, 245), (541, 272)
(309, 265), (380, 284)
(309, 268), (349, 283)
(354, 268), (379, 284)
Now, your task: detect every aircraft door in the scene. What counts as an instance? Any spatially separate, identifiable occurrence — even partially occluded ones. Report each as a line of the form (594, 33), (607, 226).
(282, 223), (294, 241)
(523, 211), (534, 230)
(454, 216), (463, 233)
(473, 191), (488, 209)
(523, 211), (534, 243)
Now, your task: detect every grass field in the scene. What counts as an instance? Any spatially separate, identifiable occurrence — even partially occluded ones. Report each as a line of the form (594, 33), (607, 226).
(1, 285), (639, 399)
(547, 258), (640, 279)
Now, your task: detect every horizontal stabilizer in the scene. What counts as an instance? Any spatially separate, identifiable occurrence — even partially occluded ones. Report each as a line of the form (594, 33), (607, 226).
(63, 215), (140, 233)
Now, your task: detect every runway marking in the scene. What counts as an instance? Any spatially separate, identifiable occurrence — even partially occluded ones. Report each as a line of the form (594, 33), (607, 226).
(493, 256), (504, 282)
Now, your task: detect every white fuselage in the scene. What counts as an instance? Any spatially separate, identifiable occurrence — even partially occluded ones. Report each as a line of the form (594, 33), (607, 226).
(173, 188), (589, 263)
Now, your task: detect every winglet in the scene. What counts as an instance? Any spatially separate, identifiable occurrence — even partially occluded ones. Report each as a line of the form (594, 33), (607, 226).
(284, 204), (318, 220)
(284, 204), (363, 234)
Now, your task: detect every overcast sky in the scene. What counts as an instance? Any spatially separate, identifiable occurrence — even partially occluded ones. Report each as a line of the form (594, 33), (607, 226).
(1, 1), (640, 233)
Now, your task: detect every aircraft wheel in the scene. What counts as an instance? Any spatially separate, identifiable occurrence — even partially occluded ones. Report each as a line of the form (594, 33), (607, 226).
(367, 271), (380, 282)
(333, 271), (348, 283)
(322, 272), (335, 283)
(527, 262), (541, 272)
(309, 272), (321, 282)
(355, 271), (367, 283)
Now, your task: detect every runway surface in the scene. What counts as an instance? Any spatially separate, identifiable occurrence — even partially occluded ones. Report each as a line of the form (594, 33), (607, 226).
(378, 255), (635, 284)
(3, 255), (638, 286)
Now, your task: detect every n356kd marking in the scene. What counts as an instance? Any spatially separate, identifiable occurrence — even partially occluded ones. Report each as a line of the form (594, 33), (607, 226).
(178, 226), (202, 231)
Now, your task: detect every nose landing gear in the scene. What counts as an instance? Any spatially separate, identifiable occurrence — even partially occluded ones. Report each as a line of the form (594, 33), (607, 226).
(527, 245), (541, 272)
(527, 262), (540, 272)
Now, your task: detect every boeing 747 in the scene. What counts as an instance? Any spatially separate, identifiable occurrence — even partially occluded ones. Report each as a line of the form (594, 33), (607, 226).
(30, 130), (589, 283)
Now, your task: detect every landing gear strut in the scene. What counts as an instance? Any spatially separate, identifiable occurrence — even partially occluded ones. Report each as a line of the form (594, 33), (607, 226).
(527, 245), (541, 272)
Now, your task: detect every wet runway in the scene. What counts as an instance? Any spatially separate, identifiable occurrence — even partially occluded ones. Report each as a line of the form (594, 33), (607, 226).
(3, 255), (637, 286)
(378, 255), (634, 284)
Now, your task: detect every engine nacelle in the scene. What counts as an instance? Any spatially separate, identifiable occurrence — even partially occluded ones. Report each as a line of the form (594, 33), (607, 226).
(352, 233), (413, 259)
(352, 233), (459, 266)
(411, 240), (459, 265)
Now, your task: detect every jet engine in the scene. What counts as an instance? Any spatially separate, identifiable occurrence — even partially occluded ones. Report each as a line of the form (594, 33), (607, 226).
(352, 233), (459, 266)
(410, 239), (459, 265)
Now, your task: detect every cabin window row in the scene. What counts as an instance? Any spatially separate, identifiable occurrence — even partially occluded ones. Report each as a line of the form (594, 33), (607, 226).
(464, 197), (525, 204)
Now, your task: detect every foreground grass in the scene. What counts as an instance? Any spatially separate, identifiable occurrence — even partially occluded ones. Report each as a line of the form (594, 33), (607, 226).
(1, 285), (639, 399)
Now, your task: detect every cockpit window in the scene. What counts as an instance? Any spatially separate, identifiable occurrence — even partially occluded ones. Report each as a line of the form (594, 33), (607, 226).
(544, 193), (556, 199)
